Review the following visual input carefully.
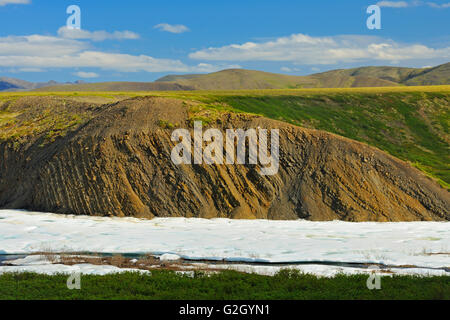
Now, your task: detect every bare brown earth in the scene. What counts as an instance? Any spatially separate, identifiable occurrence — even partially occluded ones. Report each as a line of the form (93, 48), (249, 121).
(0, 96), (448, 221)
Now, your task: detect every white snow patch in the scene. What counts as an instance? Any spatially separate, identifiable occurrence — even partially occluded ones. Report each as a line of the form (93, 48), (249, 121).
(0, 263), (150, 276)
(0, 210), (449, 276)
(209, 264), (448, 277)
(5, 255), (52, 266)
(160, 254), (181, 261)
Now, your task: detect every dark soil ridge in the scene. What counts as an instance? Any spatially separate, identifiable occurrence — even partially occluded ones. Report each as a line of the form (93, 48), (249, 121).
(0, 96), (448, 221)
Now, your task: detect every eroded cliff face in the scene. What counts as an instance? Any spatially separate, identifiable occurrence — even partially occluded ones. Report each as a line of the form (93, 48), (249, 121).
(0, 96), (448, 221)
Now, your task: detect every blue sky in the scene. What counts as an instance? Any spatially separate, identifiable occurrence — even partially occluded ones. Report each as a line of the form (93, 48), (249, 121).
(0, 0), (449, 82)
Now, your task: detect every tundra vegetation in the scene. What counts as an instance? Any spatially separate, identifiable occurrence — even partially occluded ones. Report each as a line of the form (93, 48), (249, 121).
(1, 85), (448, 188)
(0, 270), (448, 300)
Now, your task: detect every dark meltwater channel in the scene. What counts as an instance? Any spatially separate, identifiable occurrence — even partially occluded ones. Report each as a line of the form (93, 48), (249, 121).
(0, 255), (26, 266)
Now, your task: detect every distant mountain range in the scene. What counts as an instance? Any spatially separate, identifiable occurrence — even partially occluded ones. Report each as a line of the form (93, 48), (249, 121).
(1, 62), (449, 92)
(0, 78), (87, 92)
(155, 62), (450, 90)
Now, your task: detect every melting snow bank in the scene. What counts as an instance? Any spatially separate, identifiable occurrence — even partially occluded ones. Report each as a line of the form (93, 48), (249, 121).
(0, 255), (150, 275)
(209, 264), (448, 277)
(0, 263), (150, 276)
(0, 210), (449, 276)
(1, 255), (447, 277)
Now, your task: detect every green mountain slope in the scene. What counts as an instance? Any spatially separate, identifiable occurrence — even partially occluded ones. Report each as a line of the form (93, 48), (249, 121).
(209, 91), (449, 187)
(29, 62), (450, 92)
(311, 66), (421, 83)
(404, 63), (450, 86)
(156, 63), (449, 90)
(314, 63), (450, 86)
(156, 69), (321, 89)
(156, 68), (401, 89)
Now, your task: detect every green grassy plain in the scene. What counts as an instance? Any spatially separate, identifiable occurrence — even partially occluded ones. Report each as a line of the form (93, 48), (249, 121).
(1, 85), (449, 187)
(0, 270), (449, 300)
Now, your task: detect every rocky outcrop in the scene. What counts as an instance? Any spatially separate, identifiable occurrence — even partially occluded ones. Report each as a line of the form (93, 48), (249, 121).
(0, 96), (448, 221)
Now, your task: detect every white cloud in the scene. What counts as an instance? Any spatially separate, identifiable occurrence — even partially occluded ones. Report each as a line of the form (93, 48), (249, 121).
(0, 34), (233, 73)
(281, 66), (301, 72)
(73, 71), (99, 78)
(376, 1), (409, 7)
(154, 23), (189, 34)
(0, 0), (30, 6)
(7, 67), (43, 73)
(189, 33), (450, 65)
(58, 27), (140, 41)
(376, 1), (450, 8)
(17, 67), (43, 72)
(0, 35), (88, 56)
(426, 2), (450, 8)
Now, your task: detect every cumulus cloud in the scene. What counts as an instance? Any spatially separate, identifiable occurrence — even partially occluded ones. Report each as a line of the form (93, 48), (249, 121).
(189, 33), (450, 65)
(154, 23), (189, 34)
(73, 71), (99, 78)
(0, 35), (88, 56)
(58, 27), (140, 41)
(0, 34), (234, 73)
(376, 1), (450, 8)
(0, 0), (30, 6)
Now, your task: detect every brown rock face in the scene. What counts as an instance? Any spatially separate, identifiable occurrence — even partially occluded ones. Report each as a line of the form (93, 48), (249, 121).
(0, 96), (448, 221)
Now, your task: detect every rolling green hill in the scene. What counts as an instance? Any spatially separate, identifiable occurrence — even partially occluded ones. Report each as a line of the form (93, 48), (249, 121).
(212, 90), (449, 188)
(157, 63), (450, 90)
(155, 68), (401, 90)
(31, 63), (450, 92)
(312, 66), (421, 84)
(314, 63), (450, 86)
(156, 69), (321, 89)
(403, 63), (450, 86)
(32, 81), (193, 92)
